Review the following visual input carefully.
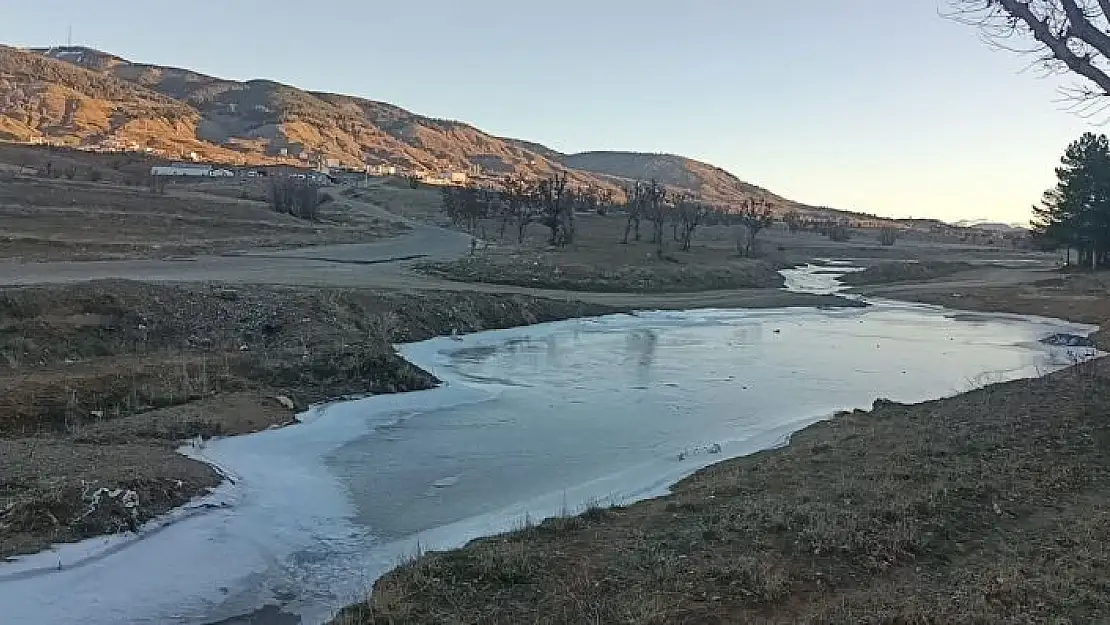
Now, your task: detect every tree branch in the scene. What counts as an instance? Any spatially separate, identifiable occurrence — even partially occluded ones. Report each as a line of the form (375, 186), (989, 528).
(998, 0), (1110, 95)
(1060, 0), (1110, 58)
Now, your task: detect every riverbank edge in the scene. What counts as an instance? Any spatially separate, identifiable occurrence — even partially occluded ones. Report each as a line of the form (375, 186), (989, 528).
(0, 284), (860, 564)
(333, 279), (1110, 624)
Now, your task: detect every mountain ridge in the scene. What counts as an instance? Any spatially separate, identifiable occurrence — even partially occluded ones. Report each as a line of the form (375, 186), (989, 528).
(4, 44), (832, 214)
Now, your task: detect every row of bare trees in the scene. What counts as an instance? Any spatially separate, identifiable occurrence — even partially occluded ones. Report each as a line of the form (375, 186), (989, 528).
(622, 179), (774, 256)
(441, 173), (781, 257)
(442, 174), (621, 246)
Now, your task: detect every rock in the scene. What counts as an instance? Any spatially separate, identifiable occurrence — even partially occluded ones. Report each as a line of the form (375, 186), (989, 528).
(1041, 333), (1096, 348)
(274, 395), (295, 410)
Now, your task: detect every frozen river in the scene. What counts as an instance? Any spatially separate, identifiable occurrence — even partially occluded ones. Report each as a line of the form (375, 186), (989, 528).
(0, 272), (1098, 624)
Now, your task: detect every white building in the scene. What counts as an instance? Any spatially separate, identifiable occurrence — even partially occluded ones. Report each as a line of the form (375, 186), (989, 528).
(150, 164), (235, 178)
(151, 163), (212, 177)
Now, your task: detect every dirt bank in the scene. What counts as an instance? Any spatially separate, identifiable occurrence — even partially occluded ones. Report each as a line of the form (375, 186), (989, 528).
(837, 260), (974, 286)
(0, 281), (614, 559)
(417, 254), (785, 293)
(334, 272), (1110, 625)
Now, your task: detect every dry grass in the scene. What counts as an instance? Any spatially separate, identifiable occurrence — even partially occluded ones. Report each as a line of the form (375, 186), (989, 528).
(418, 254), (784, 293)
(0, 175), (402, 261)
(839, 261), (975, 286)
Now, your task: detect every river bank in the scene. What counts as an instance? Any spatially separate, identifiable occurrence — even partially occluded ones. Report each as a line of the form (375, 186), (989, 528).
(0, 281), (618, 560)
(333, 269), (1110, 625)
(0, 280), (855, 562)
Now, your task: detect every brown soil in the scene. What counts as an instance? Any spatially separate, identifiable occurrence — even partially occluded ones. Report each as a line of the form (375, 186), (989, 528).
(334, 271), (1110, 625)
(0, 281), (614, 560)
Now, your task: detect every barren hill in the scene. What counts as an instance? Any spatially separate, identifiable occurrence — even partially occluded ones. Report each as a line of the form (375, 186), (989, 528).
(3, 44), (844, 214)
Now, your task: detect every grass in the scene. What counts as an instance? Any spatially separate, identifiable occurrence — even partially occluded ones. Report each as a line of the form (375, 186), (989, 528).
(839, 261), (975, 286)
(417, 254), (785, 293)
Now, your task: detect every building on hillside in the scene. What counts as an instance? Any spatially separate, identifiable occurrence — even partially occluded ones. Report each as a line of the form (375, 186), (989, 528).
(449, 171), (468, 184)
(151, 163), (213, 177)
(369, 164), (397, 176)
(151, 164), (235, 178)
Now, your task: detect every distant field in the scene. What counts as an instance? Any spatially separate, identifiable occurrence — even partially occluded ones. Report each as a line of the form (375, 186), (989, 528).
(0, 174), (402, 261)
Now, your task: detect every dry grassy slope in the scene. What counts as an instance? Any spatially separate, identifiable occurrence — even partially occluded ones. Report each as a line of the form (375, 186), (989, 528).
(6, 45), (868, 217)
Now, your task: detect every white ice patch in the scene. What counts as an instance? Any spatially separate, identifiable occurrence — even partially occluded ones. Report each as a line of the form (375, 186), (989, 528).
(780, 263), (866, 295)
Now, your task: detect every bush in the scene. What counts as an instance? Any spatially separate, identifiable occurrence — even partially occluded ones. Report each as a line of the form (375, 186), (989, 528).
(826, 224), (851, 242)
(878, 227), (899, 246)
(269, 178), (322, 221)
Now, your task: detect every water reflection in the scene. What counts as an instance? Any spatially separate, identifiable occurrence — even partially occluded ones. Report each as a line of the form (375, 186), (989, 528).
(625, 329), (658, 382)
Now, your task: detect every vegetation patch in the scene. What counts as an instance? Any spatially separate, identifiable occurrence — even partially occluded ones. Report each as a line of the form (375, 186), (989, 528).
(839, 261), (974, 286)
(417, 254), (785, 293)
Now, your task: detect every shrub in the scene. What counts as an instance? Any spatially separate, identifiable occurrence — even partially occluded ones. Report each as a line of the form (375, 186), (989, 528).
(878, 227), (899, 246)
(268, 178), (322, 221)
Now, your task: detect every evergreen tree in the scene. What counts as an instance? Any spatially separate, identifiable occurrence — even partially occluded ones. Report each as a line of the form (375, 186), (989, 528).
(1034, 132), (1110, 268)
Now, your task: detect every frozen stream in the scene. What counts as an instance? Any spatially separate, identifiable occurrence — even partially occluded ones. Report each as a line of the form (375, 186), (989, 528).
(0, 268), (1099, 624)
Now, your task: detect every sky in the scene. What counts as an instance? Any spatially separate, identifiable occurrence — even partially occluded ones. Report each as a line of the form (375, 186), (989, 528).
(0, 0), (1101, 222)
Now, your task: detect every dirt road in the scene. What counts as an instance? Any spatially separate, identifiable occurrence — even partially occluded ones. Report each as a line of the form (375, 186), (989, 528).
(0, 220), (859, 309)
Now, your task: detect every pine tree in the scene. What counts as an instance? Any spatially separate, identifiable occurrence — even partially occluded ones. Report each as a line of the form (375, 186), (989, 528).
(1034, 133), (1110, 269)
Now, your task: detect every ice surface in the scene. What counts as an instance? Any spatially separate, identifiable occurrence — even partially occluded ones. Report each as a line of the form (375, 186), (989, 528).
(780, 263), (865, 294)
(0, 268), (1098, 624)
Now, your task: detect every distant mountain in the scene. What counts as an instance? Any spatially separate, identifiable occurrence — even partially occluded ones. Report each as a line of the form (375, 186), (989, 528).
(500, 145), (787, 206)
(953, 220), (1030, 233)
(1, 44), (870, 218)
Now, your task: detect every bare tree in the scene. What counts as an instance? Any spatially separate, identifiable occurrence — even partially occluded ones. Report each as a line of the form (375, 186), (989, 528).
(148, 174), (167, 195)
(269, 178), (323, 221)
(534, 171), (572, 246)
(639, 179), (669, 256)
(947, 0), (1110, 107)
(673, 193), (709, 252)
(621, 182), (644, 244)
(499, 174), (535, 244)
(598, 188), (616, 216)
(440, 183), (486, 233)
(878, 227), (900, 246)
(736, 198), (775, 257)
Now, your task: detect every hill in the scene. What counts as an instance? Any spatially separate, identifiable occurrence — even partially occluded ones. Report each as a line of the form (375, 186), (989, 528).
(4, 44), (867, 217)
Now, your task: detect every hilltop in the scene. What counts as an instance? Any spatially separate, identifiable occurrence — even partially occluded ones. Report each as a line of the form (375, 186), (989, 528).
(1, 44), (858, 216)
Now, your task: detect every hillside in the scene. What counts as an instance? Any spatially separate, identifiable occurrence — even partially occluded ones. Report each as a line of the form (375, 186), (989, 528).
(5, 44), (841, 214)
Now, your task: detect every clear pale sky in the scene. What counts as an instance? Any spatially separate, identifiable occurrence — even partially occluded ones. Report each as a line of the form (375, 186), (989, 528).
(1, 0), (1099, 222)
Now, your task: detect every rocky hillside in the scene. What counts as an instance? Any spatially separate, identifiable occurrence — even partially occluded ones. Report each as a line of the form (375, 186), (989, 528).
(3, 44), (812, 211)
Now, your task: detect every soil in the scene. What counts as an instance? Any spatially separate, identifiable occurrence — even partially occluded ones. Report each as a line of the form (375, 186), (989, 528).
(333, 270), (1110, 625)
